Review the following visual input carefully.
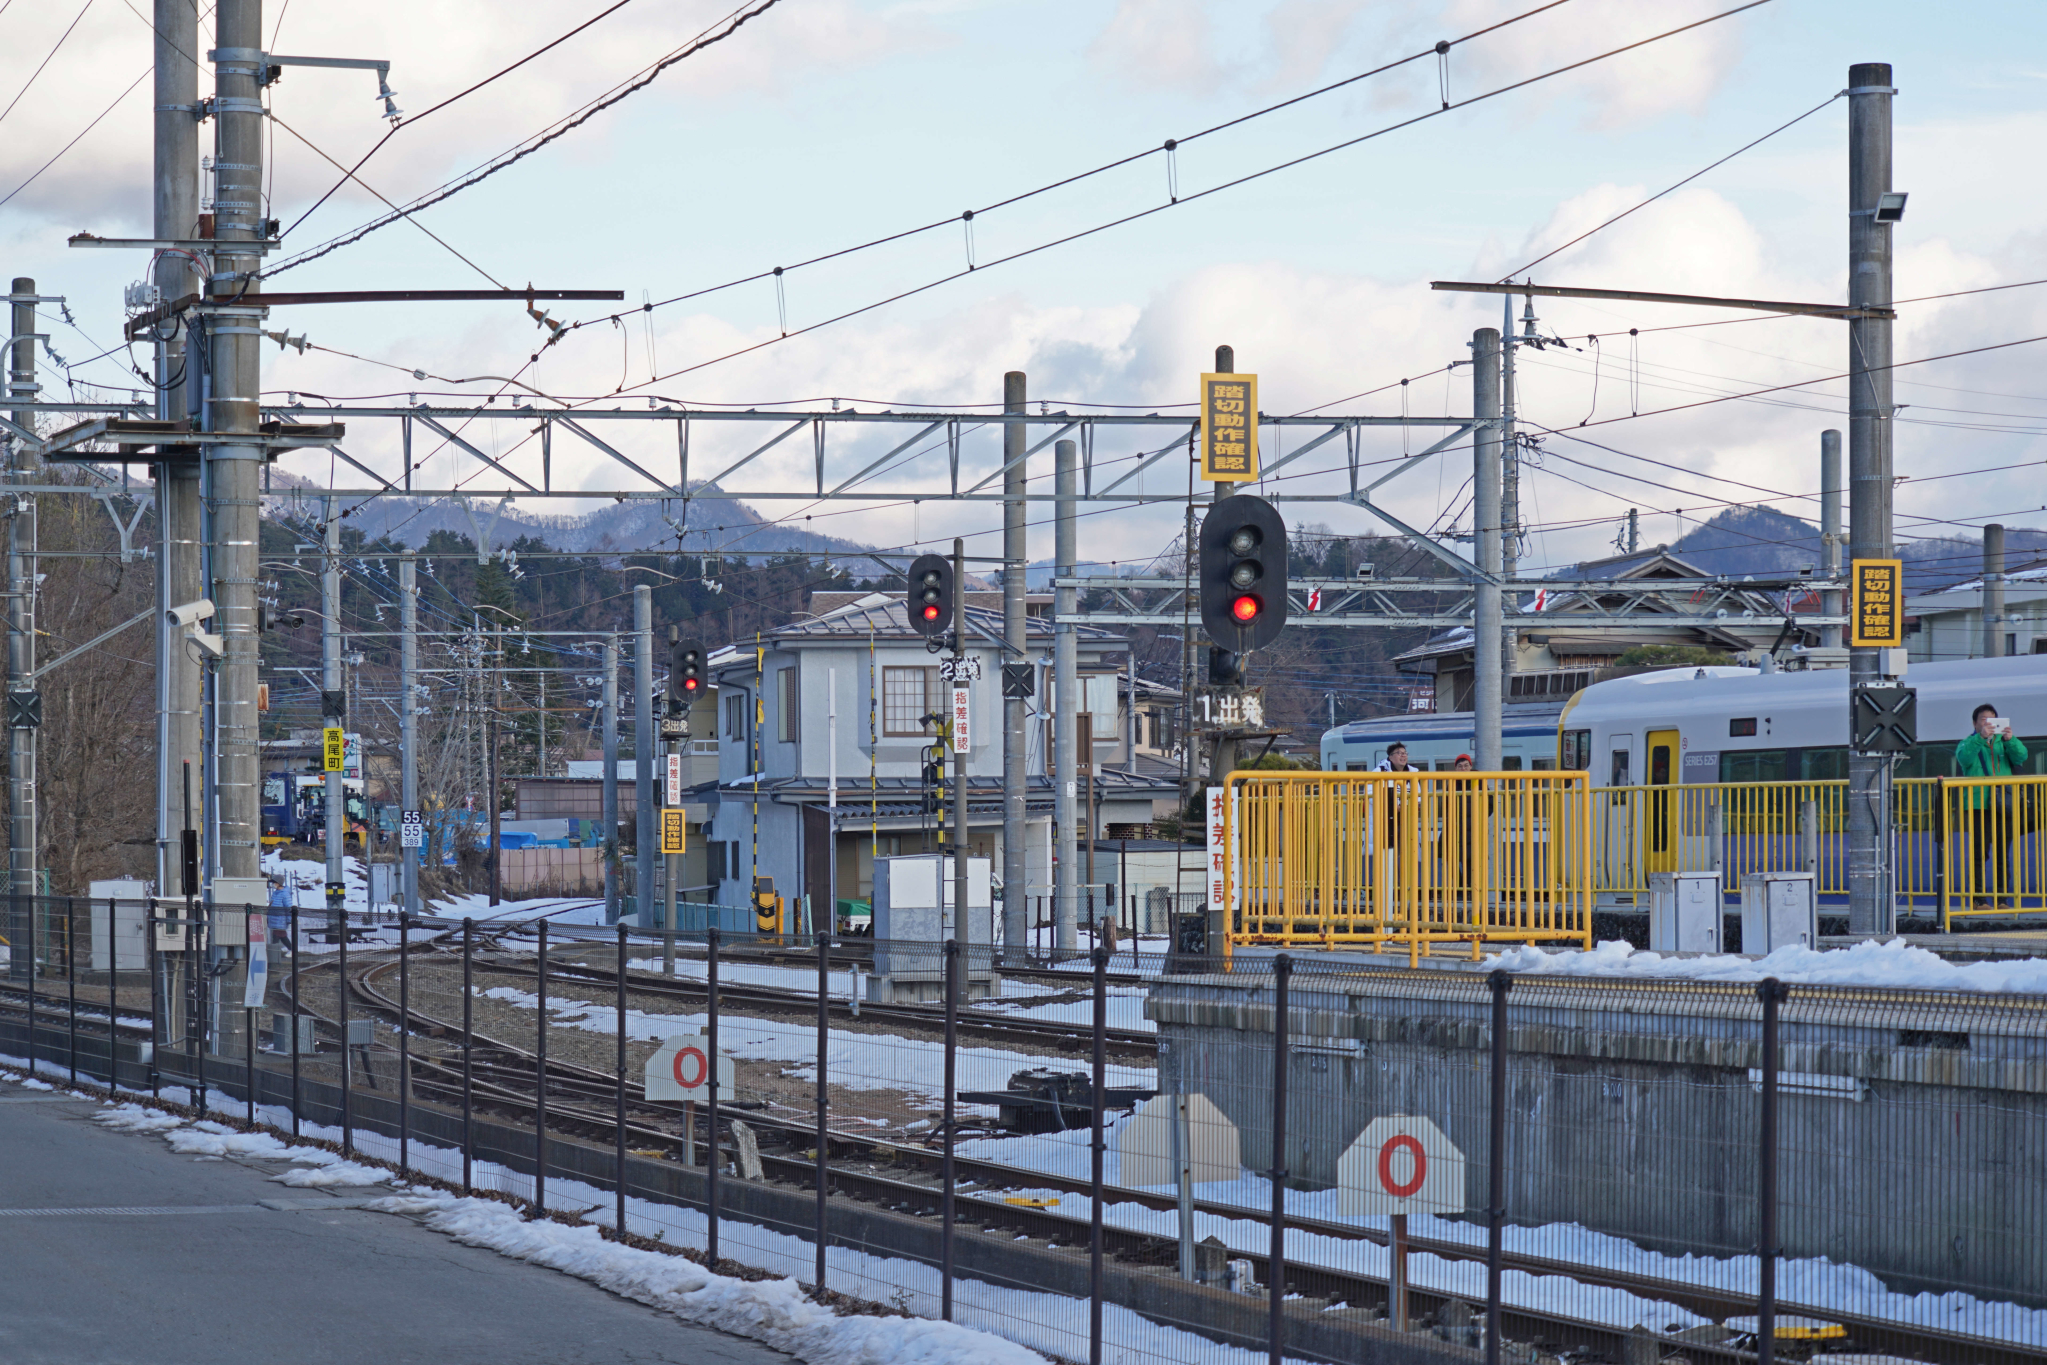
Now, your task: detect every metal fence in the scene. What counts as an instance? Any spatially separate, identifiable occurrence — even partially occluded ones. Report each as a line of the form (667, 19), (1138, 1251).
(1586, 775), (2047, 924)
(3, 902), (2041, 1365)
(1225, 770), (1594, 959)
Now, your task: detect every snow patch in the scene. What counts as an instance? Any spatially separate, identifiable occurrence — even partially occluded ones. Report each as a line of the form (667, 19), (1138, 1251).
(1485, 937), (2047, 993)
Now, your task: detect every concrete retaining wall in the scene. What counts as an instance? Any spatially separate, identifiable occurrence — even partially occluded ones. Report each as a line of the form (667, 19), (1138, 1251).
(1149, 970), (2047, 1305)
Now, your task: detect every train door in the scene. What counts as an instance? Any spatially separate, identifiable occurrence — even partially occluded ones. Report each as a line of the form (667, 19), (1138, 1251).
(1646, 728), (1679, 875)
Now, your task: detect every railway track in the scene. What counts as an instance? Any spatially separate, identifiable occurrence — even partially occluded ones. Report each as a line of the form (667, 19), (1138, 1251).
(3, 953), (2024, 1365)
(313, 950), (2018, 1365)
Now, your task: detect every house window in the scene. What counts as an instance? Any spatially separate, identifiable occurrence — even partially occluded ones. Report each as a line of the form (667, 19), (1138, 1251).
(724, 691), (750, 743)
(777, 666), (798, 743)
(883, 667), (936, 736)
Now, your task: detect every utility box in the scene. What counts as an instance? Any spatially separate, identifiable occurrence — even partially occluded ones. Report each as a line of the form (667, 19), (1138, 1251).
(1648, 872), (1722, 954)
(87, 879), (153, 972)
(208, 877), (268, 946)
(870, 854), (994, 1001)
(270, 1013), (318, 1056)
(1739, 871), (1817, 955)
(368, 863), (396, 915)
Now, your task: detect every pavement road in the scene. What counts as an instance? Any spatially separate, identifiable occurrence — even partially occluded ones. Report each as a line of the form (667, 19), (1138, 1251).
(0, 1082), (791, 1365)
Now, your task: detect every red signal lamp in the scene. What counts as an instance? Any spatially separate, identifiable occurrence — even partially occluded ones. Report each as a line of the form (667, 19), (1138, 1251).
(921, 604), (942, 622)
(1230, 594), (1261, 623)
(682, 678), (699, 691)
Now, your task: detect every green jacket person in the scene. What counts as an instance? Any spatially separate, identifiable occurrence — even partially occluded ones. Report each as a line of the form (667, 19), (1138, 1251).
(1956, 703), (2028, 807)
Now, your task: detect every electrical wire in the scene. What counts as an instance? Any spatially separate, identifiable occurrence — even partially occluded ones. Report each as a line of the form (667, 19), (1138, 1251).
(0, 0), (96, 129)
(549, 0), (1773, 402)
(269, 0), (785, 272)
(0, 67), (148, 210)
(1500, 90), (1842, 281)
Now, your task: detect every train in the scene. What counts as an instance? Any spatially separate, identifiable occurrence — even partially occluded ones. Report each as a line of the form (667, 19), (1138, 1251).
(1320, 654), (2047, 780)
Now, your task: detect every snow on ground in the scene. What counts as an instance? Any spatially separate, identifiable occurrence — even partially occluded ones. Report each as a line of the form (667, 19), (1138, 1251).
(17, 1060), (2043, 1353)
(429, 893), (610, 924)
(954, 1123), (2046, 1346)
(475, 986), (1155, 1105)
(1486, 937), (2047, 994)
(619, 954), (1159, 1032)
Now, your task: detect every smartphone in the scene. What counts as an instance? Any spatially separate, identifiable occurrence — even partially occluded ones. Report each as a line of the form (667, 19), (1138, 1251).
(1995, 718), (2014, 737)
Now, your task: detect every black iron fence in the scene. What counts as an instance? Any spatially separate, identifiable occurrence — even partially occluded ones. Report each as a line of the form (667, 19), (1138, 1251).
(1, 892), (2040, 1365)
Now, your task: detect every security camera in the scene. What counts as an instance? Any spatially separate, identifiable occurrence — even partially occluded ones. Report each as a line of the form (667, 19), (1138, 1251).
(166, 598), (216, 628)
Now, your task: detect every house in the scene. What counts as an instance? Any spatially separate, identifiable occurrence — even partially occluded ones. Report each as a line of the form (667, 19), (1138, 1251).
(699, 591), (1178, 921)
(1398, 548), (1817, 710)
(1906, 566), (2047, 662)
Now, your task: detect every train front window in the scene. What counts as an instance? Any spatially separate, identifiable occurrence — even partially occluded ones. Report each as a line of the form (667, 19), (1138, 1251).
(262, 778), (286, 805)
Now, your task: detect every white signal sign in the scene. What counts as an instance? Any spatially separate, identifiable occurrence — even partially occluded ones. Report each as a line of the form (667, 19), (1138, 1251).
(643, 1033), (734, 1103)
(665, 753), (683, 807)
(1338, 1116), (1466, 1217)
(400, 809), (424, 849)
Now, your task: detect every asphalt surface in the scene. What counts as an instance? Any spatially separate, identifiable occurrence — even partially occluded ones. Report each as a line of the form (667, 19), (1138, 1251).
(0, 1081), (790, 1365)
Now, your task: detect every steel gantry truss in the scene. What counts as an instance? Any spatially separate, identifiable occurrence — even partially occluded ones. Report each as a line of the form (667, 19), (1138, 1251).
(26, 401), (1484, 506)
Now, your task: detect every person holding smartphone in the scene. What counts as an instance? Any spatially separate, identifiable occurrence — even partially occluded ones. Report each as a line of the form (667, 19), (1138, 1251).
(1956, 704), (2029, 908)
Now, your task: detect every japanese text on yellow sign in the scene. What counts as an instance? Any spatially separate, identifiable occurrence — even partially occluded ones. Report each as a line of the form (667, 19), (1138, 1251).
(1199, 372), (1259, 481)
(322, 726), (345, 773)
(1850, 558), (1903, 647)
(660, 809), (688, 856)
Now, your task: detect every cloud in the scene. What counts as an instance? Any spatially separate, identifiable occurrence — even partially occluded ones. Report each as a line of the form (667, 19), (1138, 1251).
(0, 0), (933, 234)
(1088, 0), (1224, 93)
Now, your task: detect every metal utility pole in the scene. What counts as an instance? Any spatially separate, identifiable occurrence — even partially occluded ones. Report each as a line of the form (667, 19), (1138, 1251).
(156, 0), (203, 903)
(399, 558), (418, 914)
(633, 586), (654, 925)
(1820, 430), (1844, 650)
(8, 281), (38, 966)
(1053, 438), (1079, 953)
(1472, 327), (1503, 772)
(1500, 296), (1522, 685)
(1626, 509), (1640, 556)
(1208, 344), (1239, 785)
(1001, 371), (1027, 964)
(209, 0), (266, 892)
(1846, 62), (1897, 936)
(1983, 525), (2006, 659)
(950, 539), (969, 954)
(323, 507), (344, 930)
(603, 633), (620, 923)
(664, 625), (681, 974)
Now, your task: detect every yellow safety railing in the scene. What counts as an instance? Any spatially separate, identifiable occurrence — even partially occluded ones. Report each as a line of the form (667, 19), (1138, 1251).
(1938, 776), (2047, 925)
(1223, 770), (1592, 963)
(1587, 777), (1957, 912)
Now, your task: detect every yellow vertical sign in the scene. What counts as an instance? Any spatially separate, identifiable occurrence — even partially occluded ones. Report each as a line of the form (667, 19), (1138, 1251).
(1199, 372), (1259, 481)
(322, 726), (345, 773)
(1850, 558), (1904, 647)
(660, 809), (688, 855)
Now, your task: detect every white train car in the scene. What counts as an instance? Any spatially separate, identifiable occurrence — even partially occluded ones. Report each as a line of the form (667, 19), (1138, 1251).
(1558, 654), (2047, 787)
(1319, 701), (1568, 772)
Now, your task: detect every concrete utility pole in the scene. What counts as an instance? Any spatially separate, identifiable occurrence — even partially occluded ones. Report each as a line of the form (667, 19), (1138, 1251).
(1821, 430), (1844, 650)
(8, 280), (38, 963)
(1984, 525), (2006, 659)
(209, 0), (266, 895)
(950, 539), (969, 952)
(1471, 327), (1503, 772)
(633, 586), (654, 925)
(664, 625), (681, 974)
(156, 0), (203, 902)
(1626, 508), (1640, 556)
(323, 507), (344, 928)
(1846, 61), (1897, 936)
(603, 633), (620, 923)
(1001, 371), (1027, 964)
(1053, 438), (1079, 953)
(399, 558), (418, 915)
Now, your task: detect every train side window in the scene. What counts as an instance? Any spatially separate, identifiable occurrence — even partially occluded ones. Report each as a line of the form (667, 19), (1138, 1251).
(1610, 748), (1631, 786)
(1561, 729), (1590, 770)
(1502, 755), (1523, 770)
(1531, 757), (1555, 770)
(1802, 748), (1846, 783)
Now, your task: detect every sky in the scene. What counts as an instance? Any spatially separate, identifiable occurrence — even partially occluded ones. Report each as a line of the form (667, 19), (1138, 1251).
(4, 0), (2046, 580)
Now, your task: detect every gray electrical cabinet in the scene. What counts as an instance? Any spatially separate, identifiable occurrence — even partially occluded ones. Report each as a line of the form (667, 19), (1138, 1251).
(1648, 872), (1722, 954)
(1739, 871), (1817, 955)
(870, 854), (993, 1000)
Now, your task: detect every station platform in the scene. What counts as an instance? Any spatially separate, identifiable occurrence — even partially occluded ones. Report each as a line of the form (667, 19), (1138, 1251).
(0, 1078), (788, 1365)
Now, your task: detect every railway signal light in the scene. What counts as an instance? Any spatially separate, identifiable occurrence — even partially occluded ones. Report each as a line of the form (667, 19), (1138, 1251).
(668, 637), (703, 714)
(906, 552), (954, 642)
(1208, 647), (1244, 687)
(1199, 495), (1287, 652)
